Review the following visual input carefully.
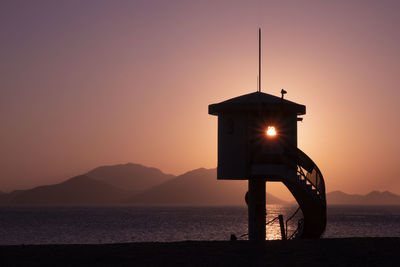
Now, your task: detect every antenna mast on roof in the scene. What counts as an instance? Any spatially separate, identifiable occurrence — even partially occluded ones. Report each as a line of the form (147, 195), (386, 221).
(258, 28), (261, 92)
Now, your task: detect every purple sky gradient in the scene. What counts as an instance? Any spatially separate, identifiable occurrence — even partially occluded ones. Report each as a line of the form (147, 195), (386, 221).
(1, 0), (399, 198)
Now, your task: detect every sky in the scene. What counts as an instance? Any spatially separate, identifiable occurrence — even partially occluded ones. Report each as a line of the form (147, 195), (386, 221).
(1, 0), (399, 198)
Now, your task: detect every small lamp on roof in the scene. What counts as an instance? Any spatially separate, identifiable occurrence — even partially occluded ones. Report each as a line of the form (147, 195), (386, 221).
(281, 89), (287, 99)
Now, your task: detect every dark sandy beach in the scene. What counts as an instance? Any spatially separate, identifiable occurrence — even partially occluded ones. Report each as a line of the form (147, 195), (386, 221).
(0, 238), (399, 266)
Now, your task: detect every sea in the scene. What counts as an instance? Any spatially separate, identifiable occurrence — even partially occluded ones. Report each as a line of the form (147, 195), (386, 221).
(0, 205), (399, 245)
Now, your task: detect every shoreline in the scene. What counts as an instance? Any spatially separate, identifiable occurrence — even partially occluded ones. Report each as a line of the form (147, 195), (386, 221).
(1, 238), (399, 266)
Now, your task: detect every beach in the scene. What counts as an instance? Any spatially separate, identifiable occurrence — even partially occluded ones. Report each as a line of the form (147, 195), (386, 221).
(0, 238), (399, 266)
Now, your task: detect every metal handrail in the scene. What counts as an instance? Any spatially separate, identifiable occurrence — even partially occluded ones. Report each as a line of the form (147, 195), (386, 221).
(280, 147), (326, 239)
(284, 144), (325, 200)
(288, 218), (304, 239)
(285, 206), (301, 239)
(296, 148), (326, 203)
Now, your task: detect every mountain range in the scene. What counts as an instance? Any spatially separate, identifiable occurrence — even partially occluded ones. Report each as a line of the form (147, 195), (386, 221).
(326, 190), (400, 205)
(85, 163), (174, 194)
(0, 175), (129, 205)
(0, 163), (399, 206)
(0, 163), (285, 206)
(127, 168), (285, 206)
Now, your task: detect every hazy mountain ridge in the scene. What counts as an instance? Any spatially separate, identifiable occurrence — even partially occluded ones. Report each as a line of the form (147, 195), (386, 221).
(127, 168), (286, 206)
(86, 163), (175, 193)
(0, 175), (129, 205)
(0, 164), (285, 206)
(327, 190), (400, 205)
(2, 163), (398, 206)
(0, 163), (172, 206)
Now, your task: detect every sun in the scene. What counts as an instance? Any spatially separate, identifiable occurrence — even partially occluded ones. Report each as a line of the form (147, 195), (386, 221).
(266, 126), (277, 137)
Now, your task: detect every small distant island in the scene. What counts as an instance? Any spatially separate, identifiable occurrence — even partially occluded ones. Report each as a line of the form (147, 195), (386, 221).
(327, 190), (400, 205)
(0, 163), (399, 206)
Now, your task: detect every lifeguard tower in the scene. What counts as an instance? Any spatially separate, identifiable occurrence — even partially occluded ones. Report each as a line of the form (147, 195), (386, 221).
(208, 29), (326, 241)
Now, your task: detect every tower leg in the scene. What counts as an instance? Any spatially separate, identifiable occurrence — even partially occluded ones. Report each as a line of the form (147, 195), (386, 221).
(248, 178), (266, 242)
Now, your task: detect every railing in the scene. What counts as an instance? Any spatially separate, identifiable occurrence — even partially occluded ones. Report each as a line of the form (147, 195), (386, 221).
(296, 148), (326, 203)
(279, 146), (326, 239)
(288, 218), (304, 239)
(285, 206), (301, 239)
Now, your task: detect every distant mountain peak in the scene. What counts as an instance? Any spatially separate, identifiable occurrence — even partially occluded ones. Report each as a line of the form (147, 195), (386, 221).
(89, 162), (170, 175)
(366, 190), (380, 196)
(180, 167), (215, 177)
(85, 163), (175, 193)
(0, 174), (129, 205)
(327, 190), (400, 205)
(127, 166), (286, 206)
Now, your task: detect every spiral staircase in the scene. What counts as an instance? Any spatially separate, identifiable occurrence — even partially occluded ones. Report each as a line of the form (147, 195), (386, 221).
(283, 148), (326, 238)
(251, 147), (326, 239)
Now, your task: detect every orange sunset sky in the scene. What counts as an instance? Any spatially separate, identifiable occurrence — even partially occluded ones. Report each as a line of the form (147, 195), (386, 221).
(1, 0), (399, 198)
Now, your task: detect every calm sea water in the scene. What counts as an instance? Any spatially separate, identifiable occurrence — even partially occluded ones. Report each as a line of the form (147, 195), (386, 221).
(0, 205), (399, 245)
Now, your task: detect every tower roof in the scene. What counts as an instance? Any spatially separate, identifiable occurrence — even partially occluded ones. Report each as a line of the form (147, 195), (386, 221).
(208, 91), (306, 116)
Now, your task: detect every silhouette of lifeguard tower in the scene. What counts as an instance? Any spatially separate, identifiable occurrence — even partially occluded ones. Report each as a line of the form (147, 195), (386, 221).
(208, 29), (326, 241)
